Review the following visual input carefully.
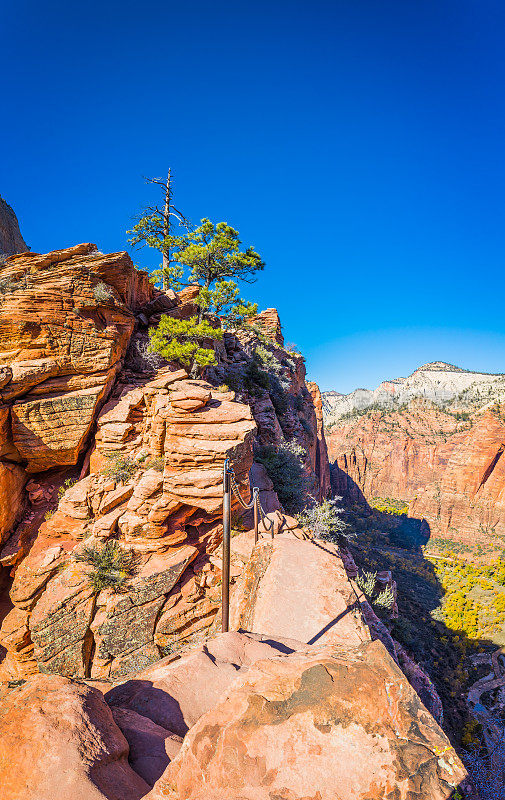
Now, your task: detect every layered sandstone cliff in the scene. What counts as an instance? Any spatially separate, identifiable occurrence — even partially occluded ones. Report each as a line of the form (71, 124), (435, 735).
(325, 367), (505, 549)
(0, 244), (330, 680)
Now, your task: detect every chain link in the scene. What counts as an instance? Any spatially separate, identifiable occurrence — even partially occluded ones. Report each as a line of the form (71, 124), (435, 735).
(226, 462), (275, 531)
(229, 470), (256, 509)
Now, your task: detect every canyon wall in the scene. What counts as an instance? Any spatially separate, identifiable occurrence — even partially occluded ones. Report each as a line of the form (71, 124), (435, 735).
(326, 397), (505, 548)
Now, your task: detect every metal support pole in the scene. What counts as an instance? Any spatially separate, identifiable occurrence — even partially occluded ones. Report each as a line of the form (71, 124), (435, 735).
(253, 488), (259, 544)
(222, 459), (231, 633)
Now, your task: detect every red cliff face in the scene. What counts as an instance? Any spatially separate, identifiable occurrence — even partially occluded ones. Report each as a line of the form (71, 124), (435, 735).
(306, 380), (331, 501)
(326, 402), (505, 549)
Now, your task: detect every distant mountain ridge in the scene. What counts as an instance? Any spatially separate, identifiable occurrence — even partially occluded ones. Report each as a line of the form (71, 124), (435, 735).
(322, 361), (505, 424)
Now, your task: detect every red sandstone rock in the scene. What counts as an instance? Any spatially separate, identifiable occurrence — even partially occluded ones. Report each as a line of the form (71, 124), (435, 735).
(0, 674), (150, 800)
(146, 640), (471, 800)
(105, 630), (310, 737)
(252, 307), (284, 346)
(230, 533), (370, 648)
(307, 379), (332, 500)
(0, 244), (152, 473)
(327, 403), (505, 549)
(110, 705), (182, 787)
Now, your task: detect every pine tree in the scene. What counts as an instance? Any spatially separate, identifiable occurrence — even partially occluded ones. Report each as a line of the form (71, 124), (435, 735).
(148, 315), (223, 374)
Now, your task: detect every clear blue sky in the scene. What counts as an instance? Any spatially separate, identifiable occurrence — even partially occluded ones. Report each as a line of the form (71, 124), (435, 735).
(2, 0), (504, 392)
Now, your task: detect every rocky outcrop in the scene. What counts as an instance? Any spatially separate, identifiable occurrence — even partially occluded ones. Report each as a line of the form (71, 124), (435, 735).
(0, 243), (152, 473)
(0, 629), (473, 800)
(0, 197), (28, 258)
(253, 307), (284, 346)
(0, 674), (150, 800)
(147, 640), (470, 800)
(218, 321), (331, 506)
(323, 361), (505, 423)
(0, 371), (255, 680)
(307, 379), (331, 500)
(0, 521), (475, 799)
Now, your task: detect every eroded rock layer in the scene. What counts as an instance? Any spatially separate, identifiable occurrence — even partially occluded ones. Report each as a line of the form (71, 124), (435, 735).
(327, 401), (505, 547)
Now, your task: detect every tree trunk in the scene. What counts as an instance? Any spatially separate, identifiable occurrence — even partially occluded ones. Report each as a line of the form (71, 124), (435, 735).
(162, 169), (171, 291)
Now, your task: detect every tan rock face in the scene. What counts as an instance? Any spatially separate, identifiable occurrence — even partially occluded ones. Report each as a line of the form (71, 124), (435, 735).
(0, 366), (256, 680)
(0, 243), (152, 473)
(327, 403), (505, 548)
(0, 674), (150, 800)
(146, 640), (470, 800)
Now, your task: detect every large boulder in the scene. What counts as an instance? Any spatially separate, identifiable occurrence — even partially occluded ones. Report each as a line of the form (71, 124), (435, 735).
(105, 630), (308, 738)
(146, 640), (472, 800)
(0, 674), (150, 800)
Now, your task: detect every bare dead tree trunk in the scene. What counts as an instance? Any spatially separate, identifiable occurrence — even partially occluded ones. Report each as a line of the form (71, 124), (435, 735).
(162, 169), (171, 291)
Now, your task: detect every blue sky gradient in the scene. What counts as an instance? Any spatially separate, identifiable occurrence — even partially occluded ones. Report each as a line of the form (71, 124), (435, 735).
(1, 0), (504, 391)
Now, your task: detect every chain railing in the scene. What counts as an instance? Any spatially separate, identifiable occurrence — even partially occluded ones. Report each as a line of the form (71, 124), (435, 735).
(221, 458), (275, 632)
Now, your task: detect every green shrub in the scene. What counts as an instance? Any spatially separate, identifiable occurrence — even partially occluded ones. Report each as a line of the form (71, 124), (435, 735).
(297, 497), (351, 541)
(356, 570), (377, 595)
(74, 541), (138, 593)
(243, 358), (270, 395)
(255, 440), (307, 514)
(93, 282), (115, 302)
(102, 452), (137, 483)
(58, 477), (77, 499)
(375, 585), (395, 611)
(148, 314), (222, 373)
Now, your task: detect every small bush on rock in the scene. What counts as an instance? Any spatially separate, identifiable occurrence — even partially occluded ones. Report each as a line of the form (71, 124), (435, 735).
(148, 315), (222, 374)
(75, 541), (138, 593)
(298, 497), (351, 541)
(102, 452), (137, 483)
(255, 440), (307, 514)
(144, 455), (164, 472)
(356, 570), (377, 595)
(93, 282), (115, 302)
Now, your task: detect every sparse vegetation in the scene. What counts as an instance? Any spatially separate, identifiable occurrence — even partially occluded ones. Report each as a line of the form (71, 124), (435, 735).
(93, 282), (115, 302)
(74, 541), (138, 593)
(356, 570), (377, 595)
(297, 497), (350, 541)
(101, 452), (137, 483)
(255, 440), (307, 514)
(58, 477), (77, 499)
(370, 497), (408, 516)
(143, 455), (164, 472)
